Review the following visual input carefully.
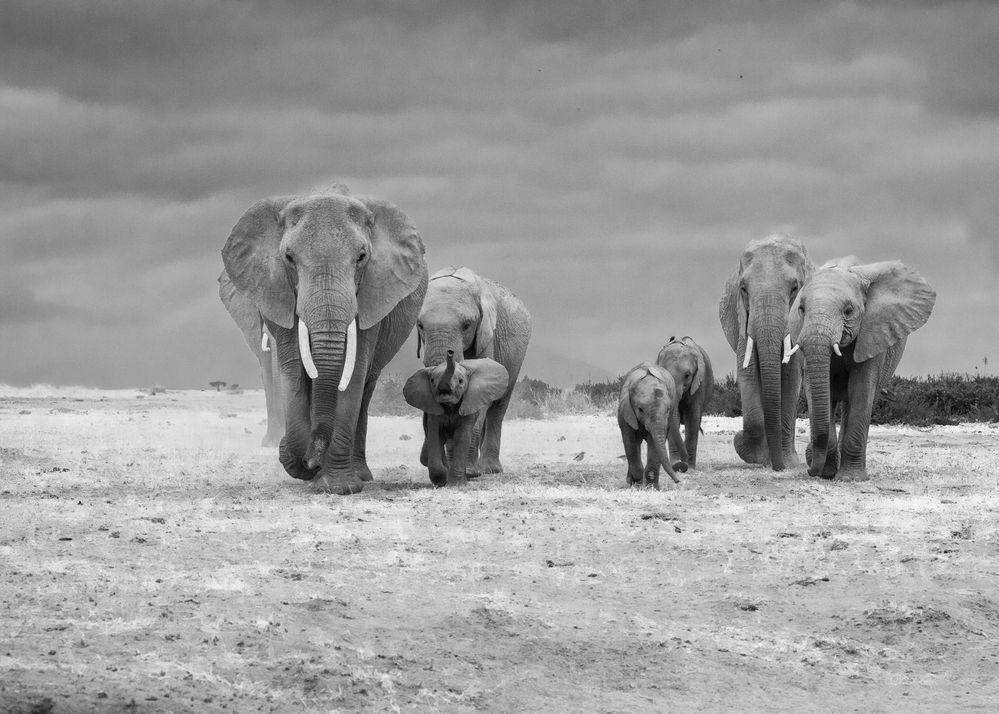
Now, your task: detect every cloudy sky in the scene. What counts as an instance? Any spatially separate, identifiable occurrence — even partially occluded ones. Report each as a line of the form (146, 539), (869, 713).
(2, 1), (997, 388)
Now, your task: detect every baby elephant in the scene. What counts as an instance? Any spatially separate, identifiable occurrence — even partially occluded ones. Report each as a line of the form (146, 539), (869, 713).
(618, 362), (689, 489)
(404, 350), (510, 487)
(657, 335), (714, 468)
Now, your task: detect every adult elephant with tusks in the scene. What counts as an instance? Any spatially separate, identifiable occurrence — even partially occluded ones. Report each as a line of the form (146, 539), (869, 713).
(719, 234), (814, 471)
(789, 256), (935, 481)
(221, 185), (428, 494)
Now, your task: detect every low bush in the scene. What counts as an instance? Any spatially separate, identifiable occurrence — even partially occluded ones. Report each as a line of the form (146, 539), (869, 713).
(370, 371), (999, 425)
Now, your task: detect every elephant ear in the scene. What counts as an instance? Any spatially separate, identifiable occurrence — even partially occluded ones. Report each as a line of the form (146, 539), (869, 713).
(473, 276), (498, 359)
(618, 375), (640, 431)
(458, 358), (509, 416)
(690, 344), (706, 395)
(403, 368), (444, 415)
(851, 261), (936, 363)
(718, 268), (743, 352)
(221, 197), (297, 329)
(355, 196), (427, 331)
(788, 290), (804, 342)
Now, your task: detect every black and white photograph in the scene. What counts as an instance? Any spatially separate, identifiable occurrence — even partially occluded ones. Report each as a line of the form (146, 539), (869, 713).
(2, 1), (998, 711)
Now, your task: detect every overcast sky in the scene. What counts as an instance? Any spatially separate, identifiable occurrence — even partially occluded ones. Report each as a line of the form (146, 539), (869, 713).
(2, 1), (997, 389)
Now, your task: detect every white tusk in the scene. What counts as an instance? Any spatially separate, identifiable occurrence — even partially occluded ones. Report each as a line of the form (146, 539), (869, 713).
(298, 319), (318, 379)
(261, 330), (270, 352)
(832, 342), (842, 357)
(782, 334), (798, 364)
(338, 319), (357, 392)
(742, 335), (754, 369)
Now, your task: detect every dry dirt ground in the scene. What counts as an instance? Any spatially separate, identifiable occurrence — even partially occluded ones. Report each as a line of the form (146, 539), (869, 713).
(1, 386), (998, 713)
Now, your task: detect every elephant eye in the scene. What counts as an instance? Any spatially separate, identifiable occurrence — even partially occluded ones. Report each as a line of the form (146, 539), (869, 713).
(357, 251), (367, 265)
(844, 305), (854, 316)
(284, 250), (294, 264)
(462, 321), (472, 330)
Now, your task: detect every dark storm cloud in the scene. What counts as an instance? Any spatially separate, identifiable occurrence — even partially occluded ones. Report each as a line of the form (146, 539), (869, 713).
(1, 1), (997, 387)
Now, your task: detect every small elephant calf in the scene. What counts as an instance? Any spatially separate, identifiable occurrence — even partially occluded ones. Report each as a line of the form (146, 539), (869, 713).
(404, 350), (510, 487)
(618, 362), (688, 489)
(657, 335), (714, 468)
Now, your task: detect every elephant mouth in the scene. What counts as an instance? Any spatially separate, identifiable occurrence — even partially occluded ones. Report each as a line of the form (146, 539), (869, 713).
(435, 393), (461, 407)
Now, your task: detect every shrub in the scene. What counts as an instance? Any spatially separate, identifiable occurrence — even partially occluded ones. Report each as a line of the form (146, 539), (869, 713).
(573, 376), (625, 411)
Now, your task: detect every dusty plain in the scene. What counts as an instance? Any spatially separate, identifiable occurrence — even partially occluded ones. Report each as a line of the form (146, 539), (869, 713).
(1, 386), (998, 712)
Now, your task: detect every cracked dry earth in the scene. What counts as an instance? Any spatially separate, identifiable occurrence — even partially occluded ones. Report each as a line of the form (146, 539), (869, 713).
(1, 386), (998, 712)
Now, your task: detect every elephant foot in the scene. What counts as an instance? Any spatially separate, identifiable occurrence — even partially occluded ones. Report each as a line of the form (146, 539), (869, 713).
(428, 467), (448, 487)
(279, 439), (317, 481)
(734, 431), (769, 465)
(627, 469), (644, 487)
(312, 470), (366, 495)
(353, 461), (374, 482)
(836, 466), (869, 482)
(477, 456), (503, 474)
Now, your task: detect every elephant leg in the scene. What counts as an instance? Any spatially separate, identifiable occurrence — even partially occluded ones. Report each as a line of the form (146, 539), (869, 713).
(620, 422), (644, 487)
(313, 335), (375, 495)
(683, 407), (701, 469)
(668, 413), (687, 470)
(465, 409), (486, 478)
(838, 360), (880, 481)
(260, 344), (284, 447)
(271, 324), (315, 481)
(425, 416), (448, 487)
(446, 418), (474, 487)
(478, 392), (511, 474)
(350, 374), (379, 482)
(734, 353), (768, 465)
(779, 355), (803, 466)
(420, 412), (430, 467)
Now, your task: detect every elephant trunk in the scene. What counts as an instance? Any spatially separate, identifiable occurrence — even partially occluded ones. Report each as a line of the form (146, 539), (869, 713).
(748, 291), (788, 471)
(651, 419), (680, 484)
(442, 350), (456, 382)
(422, 331), (465, 368)
(802, 333), (835, 478)
(299, 288), (357, 471)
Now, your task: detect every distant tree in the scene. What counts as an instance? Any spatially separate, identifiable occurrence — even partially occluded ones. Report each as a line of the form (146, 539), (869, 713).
(209, 381), (227, 392)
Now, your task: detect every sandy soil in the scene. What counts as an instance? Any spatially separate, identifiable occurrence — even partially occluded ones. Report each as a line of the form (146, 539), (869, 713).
(1, 386), (998, 712)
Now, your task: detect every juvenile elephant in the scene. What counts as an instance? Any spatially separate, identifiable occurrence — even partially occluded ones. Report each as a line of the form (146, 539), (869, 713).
(618, 362), (688, 489)
(656, 336), (714, 468)
(403, 350), (510, 486)
(221, 185), (428, 494)
(719, 234), (814, 470)
(218, 270), (285, 446)
(416, 267), (531, 476)
(789, 257), (935, 481)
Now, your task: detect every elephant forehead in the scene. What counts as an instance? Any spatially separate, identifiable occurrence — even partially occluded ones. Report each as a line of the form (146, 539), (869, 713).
(807, 267), (863, 298)
(422, 281), (478, 315)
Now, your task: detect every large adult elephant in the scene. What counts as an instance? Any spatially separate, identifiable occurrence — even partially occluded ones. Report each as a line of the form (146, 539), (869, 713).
(415, 267), (531, 475)
(218, 270), (285, 446)
(719, 234), (814, 471)
(221, 186), (428, 494)
(789, 257), (935, 481)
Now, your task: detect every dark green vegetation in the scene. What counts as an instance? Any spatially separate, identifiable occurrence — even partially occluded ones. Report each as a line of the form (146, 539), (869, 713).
(422, 373), (999, 425)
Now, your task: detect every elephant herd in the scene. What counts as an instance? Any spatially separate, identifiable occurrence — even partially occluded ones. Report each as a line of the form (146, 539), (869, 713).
(220, 187), (935, 494)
